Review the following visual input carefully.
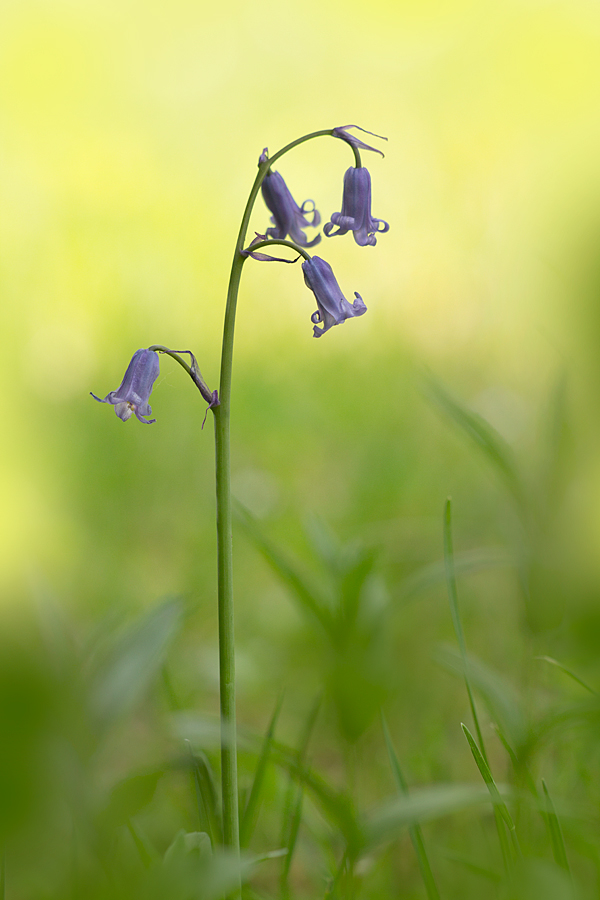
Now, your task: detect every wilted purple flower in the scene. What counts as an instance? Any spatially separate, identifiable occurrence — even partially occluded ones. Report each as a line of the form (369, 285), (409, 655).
(91, 349), (160, 423)
(332, 125), (387, 157)
(261, 169), (321, 247)
(324, 167), (389, 247)
(301, 256), (367, 338)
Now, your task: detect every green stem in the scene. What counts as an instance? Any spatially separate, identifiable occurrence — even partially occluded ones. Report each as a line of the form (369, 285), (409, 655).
(213, 127), (361, 860)
(147, 345), (215, 404)
(245, 238), (312, 260)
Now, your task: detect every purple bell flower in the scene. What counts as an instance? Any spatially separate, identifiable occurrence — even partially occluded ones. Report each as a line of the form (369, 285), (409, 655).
(261, 169), (321, 247)
(324, 166), (389, 247)
(301, 256), (367, 338)
(91, 349), (160, 423)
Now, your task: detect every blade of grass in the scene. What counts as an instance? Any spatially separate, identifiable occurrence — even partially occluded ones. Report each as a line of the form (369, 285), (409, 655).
(490, 723), (537, 798)
(324, 850), (349, 900)
(441, 849), (501, 882)
(541, 779), (570, 873)
(187, 741), (222, 846)
(426, 379), (525, 512)
(366, 783), (495, 847)
(89, 598), (183, 731)
(462, 724), (521, 863)
(280, 696), (321, 896)
(235, 503), (333, 635)
(435, 646), (526, 751)
(162, 665), (182, 711)
(104, 771), (163, 826)
(126, 819), (156, 868)
(490, 723), (519, 770)
(443, 499), (487, 762)
(382, 713), (441, 900)
(240, 694), (283, 848)
(253, 848), (288, 863)
(401, 547), (513, 604)
(535, 656), (596, 695)
(279, 784), (303, 899)
(270, 741), (362, 859)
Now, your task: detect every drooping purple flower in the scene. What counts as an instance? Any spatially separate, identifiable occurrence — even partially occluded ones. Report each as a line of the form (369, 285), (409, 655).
(91, 349), (160, 423)
(261, 169), (321, 247)
(301, 256), (367, 338)
(332, 125), (388, 158)
(324, 167), (389, 247)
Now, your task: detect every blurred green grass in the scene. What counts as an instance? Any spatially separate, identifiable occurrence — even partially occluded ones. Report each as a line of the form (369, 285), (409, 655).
(3, 0), (600, 896)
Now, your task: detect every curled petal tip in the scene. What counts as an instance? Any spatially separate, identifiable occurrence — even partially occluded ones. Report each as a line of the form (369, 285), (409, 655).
(333, 124), (387, 157)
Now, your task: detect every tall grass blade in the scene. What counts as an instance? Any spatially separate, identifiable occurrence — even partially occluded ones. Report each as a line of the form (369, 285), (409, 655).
(188, 744), (222, 846)
(270, 740), (362, 859)
(304, 513), (343, 574)
(541, 779), (570, 873)
(240, 694), (283, 848)
(103, 770), (163, 826)
(426, 379), (525, 511)
(235, 503), (333, 635)
(401, 547), (513, 604)
(535, 656), (596, 695)
(436, 647), (527, 751)
(162, 837), (251, 900)
(441, 849), (501, 882)
(126, 819), (156, 868)
(490, 723), (538, 796)
(443, 499), (487, 762)
(366, 783), (496, 847)
(382, 714), (441, 900)
(89, 598), (183, 730)
(280, 783), (303, 898)
(161, 665), (182, 711)
(280, 696), (321, 895)
(461, 723), (521, 863)
(334, 553), (378, 646)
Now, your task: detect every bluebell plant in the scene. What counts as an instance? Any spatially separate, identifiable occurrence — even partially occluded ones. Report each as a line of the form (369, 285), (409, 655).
(91, 125), (388, 874)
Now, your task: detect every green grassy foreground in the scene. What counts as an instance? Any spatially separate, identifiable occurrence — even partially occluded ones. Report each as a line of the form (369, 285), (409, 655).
(2, 354), (600, 899)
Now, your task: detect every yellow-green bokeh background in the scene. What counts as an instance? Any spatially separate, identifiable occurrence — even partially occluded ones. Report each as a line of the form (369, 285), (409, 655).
(3, 0), (600, 665)
(4, 0), (600, 893)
